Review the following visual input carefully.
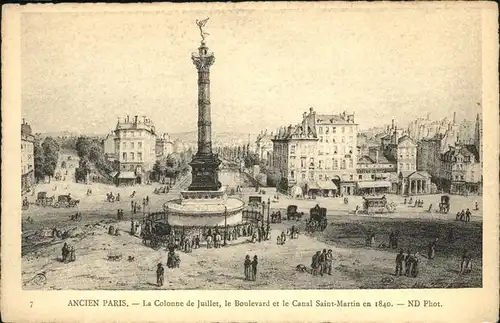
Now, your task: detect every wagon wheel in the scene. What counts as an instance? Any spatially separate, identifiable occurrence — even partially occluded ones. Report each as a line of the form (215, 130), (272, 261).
(33, 273), (47, 286)
(53, 202), (60, 208)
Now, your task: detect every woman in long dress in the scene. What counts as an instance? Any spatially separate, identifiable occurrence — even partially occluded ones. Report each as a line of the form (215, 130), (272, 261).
(244, 255), (251, 280)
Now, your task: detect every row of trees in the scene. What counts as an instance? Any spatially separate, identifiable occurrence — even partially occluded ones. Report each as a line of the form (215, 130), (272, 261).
(34, 137), (61, 183)
(75, 136), (116, 183)
(151, 151), (192, 183)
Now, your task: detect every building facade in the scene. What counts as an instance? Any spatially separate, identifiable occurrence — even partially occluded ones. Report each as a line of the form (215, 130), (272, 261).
(416, 136), (442, 180)
(255, 130), (274, 166)
(440, 145), (481, 194)
(21, 119), (35, 193)
(156, 133), (174, 158)
(114, 115), (157, 184)
(356, 147), (398, 195)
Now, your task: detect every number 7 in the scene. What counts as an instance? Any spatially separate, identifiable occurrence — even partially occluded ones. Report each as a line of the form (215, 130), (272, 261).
(30, 301), (33, 308)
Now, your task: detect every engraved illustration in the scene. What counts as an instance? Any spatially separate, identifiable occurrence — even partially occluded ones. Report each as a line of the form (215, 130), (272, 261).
(21, 11), (483, 291)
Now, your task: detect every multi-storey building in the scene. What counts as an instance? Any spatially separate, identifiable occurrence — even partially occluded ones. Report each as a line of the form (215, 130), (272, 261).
(356, 147), (398, 195)
(102, 131), (117, 160)
(21, 119), (35, 193)
(255, 130), (274, 167)
(271, 108), (358, 196)
(272, 124), (318, 191)
(417, 135), (442, 181)
(302, 108), (358, 195)
(156, 133), (174, 158)
(114, 115), (157, 185)
(440, 144), (481, 194)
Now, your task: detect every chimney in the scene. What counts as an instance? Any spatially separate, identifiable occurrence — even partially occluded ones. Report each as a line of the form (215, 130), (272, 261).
(453, 112), (456, 124)
(391, 118), (395, 129)
(134, 115), (138, 124)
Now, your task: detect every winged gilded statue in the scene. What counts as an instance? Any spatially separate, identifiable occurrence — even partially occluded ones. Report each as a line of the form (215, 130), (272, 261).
(196, 18), (210, 42)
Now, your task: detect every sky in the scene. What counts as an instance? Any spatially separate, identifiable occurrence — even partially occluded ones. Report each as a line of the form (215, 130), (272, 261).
(21, 7), (483, 135)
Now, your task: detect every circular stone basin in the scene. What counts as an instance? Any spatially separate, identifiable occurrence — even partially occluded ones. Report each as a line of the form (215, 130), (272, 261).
(163, 197), (245, 227)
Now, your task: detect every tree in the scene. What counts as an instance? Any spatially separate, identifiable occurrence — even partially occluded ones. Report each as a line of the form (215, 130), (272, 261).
(41, 137), (60, 181)
(244, 152), (260, 168)
(33, 139), (45, 183)
(266, 168), (281, 187)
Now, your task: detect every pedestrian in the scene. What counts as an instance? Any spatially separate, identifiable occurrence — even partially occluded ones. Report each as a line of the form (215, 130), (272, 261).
(389, 231), (395, 249)
(325, 249), (333, 275)
(474, 201), (479, 211)
(69, 245), (76, 262)
(456, 212), (461, 221)
(370, 234), (375, 247)
(195, 235), (200, 249)
(130, 219), (136, 235)
(251, 255), (258, 281)
(404, 198), (407, 205)
(157, 263), (165, 286)
(244, 255), (252, 280)
(61, 242), (69, 262)
(319, 249), (327, 276)
(130, 201), (134, 212)
(427, 238), (438, 260)
(465, 208), (471, 222)
(311, 251), (321, 276)
(460, 249), (472, 275)
(395, 249), (404, 276)
(460, 210), (465, 221)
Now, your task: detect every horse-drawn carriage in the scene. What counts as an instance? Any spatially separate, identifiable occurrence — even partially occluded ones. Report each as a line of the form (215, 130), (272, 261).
(286, 205), (304, 221)
(360, 196), (396, 215)
(439, 195), (450, 214)
(54, 194), (80, 208)
(307, 204), (328, 232)
(35, 192), (54, 207)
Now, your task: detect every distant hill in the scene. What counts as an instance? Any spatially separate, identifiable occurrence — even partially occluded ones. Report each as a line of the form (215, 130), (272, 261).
(170, 131), (259, 146)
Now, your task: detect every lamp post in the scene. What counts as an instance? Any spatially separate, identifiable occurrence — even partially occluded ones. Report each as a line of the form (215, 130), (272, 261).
(267, 197), (271, 226)
(223, 206), (228, 246)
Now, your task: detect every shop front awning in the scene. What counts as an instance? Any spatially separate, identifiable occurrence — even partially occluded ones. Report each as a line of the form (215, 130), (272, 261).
(357, 181), (391, 189)
(307, 181), (338, 191)
(118, 172), (136, 179)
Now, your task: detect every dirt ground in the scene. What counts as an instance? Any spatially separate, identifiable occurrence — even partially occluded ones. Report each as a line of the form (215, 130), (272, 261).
(21, 152), (482, 290)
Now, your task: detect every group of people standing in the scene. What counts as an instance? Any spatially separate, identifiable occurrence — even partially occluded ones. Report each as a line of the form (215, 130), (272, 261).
(404, 197), (424, 208)
(311, 249), (333, 276)
(244, 255), (259, 281)
(456, 209), (472, 222)
(395, 249), (420, 277)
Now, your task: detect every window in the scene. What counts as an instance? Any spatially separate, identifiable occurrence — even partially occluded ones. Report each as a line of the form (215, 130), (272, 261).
(129, 152), (134, 160)
(301, 158), (306, 169)
(290, 145), (296, 154)
(342, 127), (345, 133)
(138, 152), (143, 161)
(358, 175), (363, 180)
(319, 174), (323, 180)
(131, 142), (135, 149)
(132, 131), (135, 137)
(325, 127), (329, 134)
(309, 158), (314, 167)
(350, 127), (353, 133)
(320, 136), (323, 143)
(333, 145), (338, 154)
(122, 152), (127, 161)
(341, 159), (346, 169)
(309, 172), (314, 180)
(342, 137), (345, 143)
(290, 170), (295, 178)
(319, 127), (323, 134)
(461, 175), (464, 180)
(301, 173), (306, 179)
(325, 138), (329, 143)
(138, 142), (142, 149)
(332, 127), (337, 134)
(371, 174), (375, 180)
(319, 160), (323, 169)
(350, 174), (353, 181)
(348, 159), (353, 168)
(122, 142), (127, 149)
